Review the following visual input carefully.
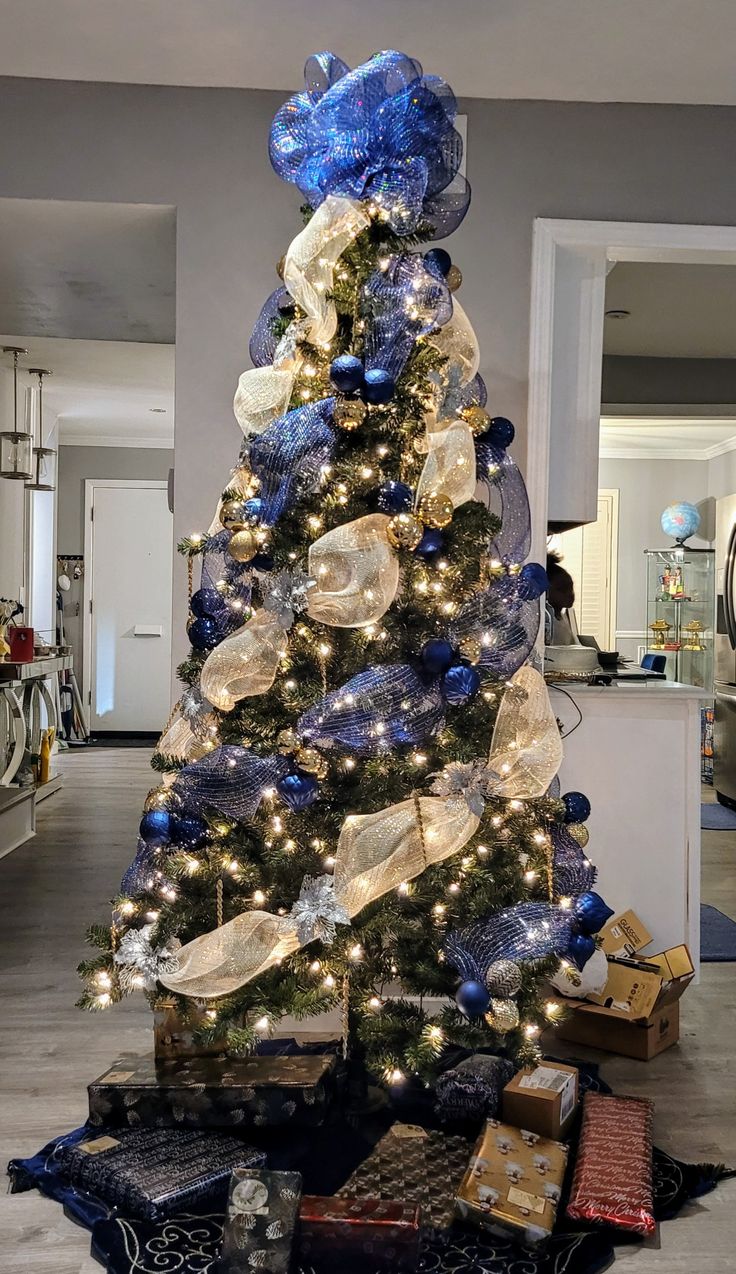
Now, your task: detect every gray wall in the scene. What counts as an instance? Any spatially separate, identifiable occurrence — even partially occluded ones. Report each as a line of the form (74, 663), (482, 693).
(602, 356), (736, 406)
(2, 78), (736, 668)
(57, 444), (173, 684)
(598, 457), (711, 653)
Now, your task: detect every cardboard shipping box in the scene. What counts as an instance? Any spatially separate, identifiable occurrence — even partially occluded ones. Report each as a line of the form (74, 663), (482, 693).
(598, 911), (652, 959)
(549, 944), (693, 1061)
(502, 1062), (579, 1139)
(551, 999), (680, 1061)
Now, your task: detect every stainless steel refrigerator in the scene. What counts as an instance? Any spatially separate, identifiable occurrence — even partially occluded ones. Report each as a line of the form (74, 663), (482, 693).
(714, 493), (736, 804)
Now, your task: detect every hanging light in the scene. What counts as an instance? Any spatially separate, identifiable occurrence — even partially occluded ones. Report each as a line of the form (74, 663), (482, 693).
(26, 368), (55, 492)
(0, 346), (32, 481)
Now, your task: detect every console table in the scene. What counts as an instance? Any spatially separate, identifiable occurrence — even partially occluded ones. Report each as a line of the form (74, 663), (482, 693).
(0, 653), (72, 857)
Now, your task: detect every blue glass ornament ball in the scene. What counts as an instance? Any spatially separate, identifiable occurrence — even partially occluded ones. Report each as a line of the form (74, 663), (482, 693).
(277, 772), (320, 811)
(243, 497), (265, 524)
(442, 663), (481, 705)
(562, 791), (591, 824)
(518, 562), (548, 601)
(139, 809), (177, 847)
(187, 616), (220, 651)
(574, 891), (614, 935)
(173, 815), (210, 848)
(415, 528), (445, 559)
(487, 416), (515, 448)
(420, 638), (455, 676)
(424, 247), (452, 277)
(251, 552), (274, 572)
(376, 480), (414, 514)
(362, 368), (396, 405)
(455, 978), (491, 1018)
(330, 353), (365, 394)
(189, 589), (225, 620)
(568, 932), (596, 971)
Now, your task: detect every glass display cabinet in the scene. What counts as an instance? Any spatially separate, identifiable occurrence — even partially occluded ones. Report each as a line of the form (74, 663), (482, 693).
(644, 547), (715, 689)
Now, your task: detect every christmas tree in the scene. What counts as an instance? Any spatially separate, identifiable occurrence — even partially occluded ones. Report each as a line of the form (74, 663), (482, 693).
(79, 50), (608, 1083)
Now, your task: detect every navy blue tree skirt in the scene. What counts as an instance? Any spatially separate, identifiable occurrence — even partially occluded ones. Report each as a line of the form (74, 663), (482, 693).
(8, 1063), (730, 1274)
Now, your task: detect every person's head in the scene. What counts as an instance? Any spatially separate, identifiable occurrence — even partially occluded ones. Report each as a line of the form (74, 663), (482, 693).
(546, 550), (575, 617)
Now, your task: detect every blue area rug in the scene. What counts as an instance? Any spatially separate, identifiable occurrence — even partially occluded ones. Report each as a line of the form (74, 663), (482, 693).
(701, 802), (736, 830)
(701, 903), (736, 961)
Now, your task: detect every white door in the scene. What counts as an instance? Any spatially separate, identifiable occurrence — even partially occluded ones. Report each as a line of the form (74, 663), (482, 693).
(85, 480), (173, 732)
(555, 489), (620, 649)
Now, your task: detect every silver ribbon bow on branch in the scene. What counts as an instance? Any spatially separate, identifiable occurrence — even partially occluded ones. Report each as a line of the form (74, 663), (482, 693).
(160, 666), (562, 998)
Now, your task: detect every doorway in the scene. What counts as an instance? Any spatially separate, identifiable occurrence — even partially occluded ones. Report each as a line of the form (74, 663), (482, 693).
(83, 479), (173, 733)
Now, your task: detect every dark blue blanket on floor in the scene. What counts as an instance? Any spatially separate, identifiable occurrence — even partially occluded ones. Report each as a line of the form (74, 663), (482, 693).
(7, 1055), (729, 1274)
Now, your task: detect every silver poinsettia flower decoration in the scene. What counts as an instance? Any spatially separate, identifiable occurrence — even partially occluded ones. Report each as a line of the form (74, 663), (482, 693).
(262, 567), (314, 629)
(289, 874), (350, 946)
(114, 923), (181, 992)
(430, 759), (491, 817)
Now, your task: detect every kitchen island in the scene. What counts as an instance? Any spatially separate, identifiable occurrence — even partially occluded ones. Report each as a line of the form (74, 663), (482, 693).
(552, 677), (707, 971)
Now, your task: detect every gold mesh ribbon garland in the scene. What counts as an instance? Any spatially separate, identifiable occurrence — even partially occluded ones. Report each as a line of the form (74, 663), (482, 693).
(161, 668), (562, 999)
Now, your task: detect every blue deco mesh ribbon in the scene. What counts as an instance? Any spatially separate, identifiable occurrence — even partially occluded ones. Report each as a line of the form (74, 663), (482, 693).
(249, 287), (291, 368)
(298, 664), (445, 754)
(363, 253), (452, 381)
(199, 530), (252, 638)
(120, 840), (175, 899)
(445, 902), (577, 982)
(248, 398), (336, 526)
(269, 50), (470, 237)
(434, 369), (487, 423)
(552, 824), (597, 897)
(173, 746), (290, 821)
(477, 442), (532, 566)
(450, 575), (540, 680)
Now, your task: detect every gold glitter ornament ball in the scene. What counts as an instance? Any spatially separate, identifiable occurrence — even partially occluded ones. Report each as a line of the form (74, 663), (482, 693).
(219, 499), (248, 531)
(144, 786), (174, 813)
(333, 398), (367, 432)
(295, 746), (328, 779)
(418, 490), (453, 529)
(386, 512), (424, 551)
(446, 264), (463, 292)
(276, 728), (299, 755)
(460, 404), (491, 435)
(567, 823), (590, 849)
(485, 999), (520, 1033)
(227, 528), (258, 562)
(458, 637), (482, 665)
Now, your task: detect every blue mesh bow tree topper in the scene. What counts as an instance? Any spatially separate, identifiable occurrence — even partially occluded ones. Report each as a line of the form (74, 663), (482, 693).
(79, 51), (611, 1081)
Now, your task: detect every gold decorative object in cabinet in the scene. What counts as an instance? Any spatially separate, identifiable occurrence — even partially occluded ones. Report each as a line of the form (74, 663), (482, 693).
(649, 620), (671, 650)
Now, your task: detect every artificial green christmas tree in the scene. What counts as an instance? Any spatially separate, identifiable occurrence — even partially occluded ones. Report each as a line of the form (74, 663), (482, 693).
(80, 49), (606, 1086)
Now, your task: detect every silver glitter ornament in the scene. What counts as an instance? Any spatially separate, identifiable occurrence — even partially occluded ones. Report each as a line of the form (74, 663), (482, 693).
(485, 958), (523, 998)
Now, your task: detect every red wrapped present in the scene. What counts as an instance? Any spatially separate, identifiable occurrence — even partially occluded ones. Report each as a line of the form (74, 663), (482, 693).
(566, 1092), (655, 1236)
(299, 1196), (422, 1271)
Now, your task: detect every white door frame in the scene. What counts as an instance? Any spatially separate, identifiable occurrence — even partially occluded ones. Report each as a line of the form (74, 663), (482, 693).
(526, 218), (736, 563)
(82, 478), (169, 727)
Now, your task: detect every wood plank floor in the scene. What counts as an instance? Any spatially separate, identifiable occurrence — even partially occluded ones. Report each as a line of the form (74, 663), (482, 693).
(1, 750), (735, 1272)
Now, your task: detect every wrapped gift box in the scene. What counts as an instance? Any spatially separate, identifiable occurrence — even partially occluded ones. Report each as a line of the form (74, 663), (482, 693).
(566, 1093), (655, 1235)
(88, 1053), (337, 1130)
(58, 1127), (265, 1222)
(221, 1168), (302, 1273)
(455, 1119), (569, 1248)
(338, 1124), (472, 1229)
(299, 1196), (422, 1271)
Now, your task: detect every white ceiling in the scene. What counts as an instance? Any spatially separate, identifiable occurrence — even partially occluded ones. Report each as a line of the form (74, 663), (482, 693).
(1, 336), (175, 447)
(2, 1), (736, 104)
(600, 415), (736, 461)
(0, 199), (175, 345)
(604, 262), (736, 358)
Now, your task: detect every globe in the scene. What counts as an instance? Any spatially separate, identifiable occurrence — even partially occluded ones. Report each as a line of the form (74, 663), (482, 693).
(660, 502), (701, 544)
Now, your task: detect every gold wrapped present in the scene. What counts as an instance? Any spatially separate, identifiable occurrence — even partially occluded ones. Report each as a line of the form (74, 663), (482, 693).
(455, 1119), (569, 1248)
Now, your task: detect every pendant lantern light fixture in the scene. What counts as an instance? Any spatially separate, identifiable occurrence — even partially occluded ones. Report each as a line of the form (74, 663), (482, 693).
(26, 367), (56, 492)
(0, 346), (32, 481)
